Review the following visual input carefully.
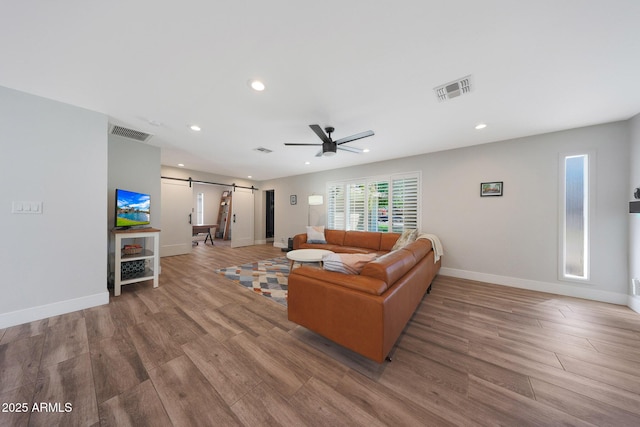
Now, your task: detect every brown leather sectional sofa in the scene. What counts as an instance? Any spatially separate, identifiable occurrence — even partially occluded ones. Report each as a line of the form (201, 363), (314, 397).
(288, 229), (441, 363)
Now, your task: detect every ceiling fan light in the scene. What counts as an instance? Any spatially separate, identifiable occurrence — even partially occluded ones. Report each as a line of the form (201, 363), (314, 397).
(323, 151), (336, 157)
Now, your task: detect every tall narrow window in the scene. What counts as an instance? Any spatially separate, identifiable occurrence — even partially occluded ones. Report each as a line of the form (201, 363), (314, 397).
(196, 192), (204, 225)
(562, 154), (589, 280)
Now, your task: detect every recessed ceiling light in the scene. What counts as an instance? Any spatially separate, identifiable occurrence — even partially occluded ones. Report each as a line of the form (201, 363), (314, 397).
(475, 123), (487, 130)
(249, 80), (266, 91)
(178, 163), (185, 167)
(305, 161), (311, 165)
(363, 148), (370, 153)
(247, 175), (252, 179)
(190, 125), (201, 131)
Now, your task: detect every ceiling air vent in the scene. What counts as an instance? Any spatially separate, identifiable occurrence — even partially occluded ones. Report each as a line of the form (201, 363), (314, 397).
(434, 75), (472, 102)
(254, 147), (273, 154)
(110, 125), (152, 142)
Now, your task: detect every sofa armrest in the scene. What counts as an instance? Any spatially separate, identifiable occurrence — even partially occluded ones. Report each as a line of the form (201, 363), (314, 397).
(292, 233), (307, 249)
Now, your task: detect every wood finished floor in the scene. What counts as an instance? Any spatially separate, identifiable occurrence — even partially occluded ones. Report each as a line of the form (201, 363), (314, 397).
(1, 241), (640, 426)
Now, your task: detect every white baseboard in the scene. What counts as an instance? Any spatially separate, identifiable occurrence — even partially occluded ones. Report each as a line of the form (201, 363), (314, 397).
(273, 241), (287, 249)
(0, 292), (109, 329)
(254, 239), (267, 245)
(439, 267), (628, 305)
(629, 295), (640, 314)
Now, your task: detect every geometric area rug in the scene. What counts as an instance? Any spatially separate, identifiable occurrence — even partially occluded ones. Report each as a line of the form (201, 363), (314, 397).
(214, 256), (290, 307)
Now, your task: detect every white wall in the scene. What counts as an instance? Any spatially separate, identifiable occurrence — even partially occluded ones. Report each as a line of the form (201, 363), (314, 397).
(0, 86), (109, 327)
(629, 113), (640, 313)
(108, 135), (161, 229)
(259, 121), (630, 304)
(108, 135), (161, 272)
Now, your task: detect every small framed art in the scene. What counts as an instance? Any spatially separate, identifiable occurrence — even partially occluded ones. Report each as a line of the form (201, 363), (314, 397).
(290, 195), (297, 205)
(481, 182), (503, 197)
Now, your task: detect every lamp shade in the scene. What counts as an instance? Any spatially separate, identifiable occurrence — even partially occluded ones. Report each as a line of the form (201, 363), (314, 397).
(308, 195), (324, 206)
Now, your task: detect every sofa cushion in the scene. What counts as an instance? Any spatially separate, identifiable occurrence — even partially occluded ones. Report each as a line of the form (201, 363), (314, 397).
(391, 229), (418, 250)
(299, 243), (341, 252)
(344, 231), (381, 251)
(331, 246), (376, 254)
(322, 253), (377, 275)
(360, 249), (417, 286)
(306, 226), (327, 244)
(380, 232), (401, 251)
(325, 229), (346, 246)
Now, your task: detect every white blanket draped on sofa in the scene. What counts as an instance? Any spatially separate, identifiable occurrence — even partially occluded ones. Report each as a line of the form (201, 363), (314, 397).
(417, 233), (444, 263)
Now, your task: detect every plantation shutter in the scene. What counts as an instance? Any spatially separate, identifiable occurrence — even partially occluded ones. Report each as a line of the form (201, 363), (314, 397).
(367, 179), (389, 232)
(346, 182), (366, 231)
(327, 183), (345, 230)
(327, 172), (420, 232)
(391, 173), (420, 233)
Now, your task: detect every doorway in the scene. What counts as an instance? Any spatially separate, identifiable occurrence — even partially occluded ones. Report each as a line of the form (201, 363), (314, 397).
(265, 189), (274, 242)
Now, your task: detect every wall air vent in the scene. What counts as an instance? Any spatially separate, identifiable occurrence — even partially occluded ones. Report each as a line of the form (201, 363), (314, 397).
(254, 147), (273, 154)
(434, 75), (473, 102)
(110, 125), (152, 142)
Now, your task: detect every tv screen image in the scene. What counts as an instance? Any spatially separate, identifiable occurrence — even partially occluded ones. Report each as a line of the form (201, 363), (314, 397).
(116, 189), (150, 228)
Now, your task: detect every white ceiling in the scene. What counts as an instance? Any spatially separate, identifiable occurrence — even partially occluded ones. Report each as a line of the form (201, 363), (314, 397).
(2, 1), (639, 180)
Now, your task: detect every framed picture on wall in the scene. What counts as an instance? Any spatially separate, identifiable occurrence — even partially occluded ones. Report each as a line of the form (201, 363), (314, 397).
(481, 182), (503, 197)
(290, 195), (297, 205)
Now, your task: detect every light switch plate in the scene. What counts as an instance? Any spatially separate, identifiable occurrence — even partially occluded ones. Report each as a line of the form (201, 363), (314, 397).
(12, 201), (43, 214)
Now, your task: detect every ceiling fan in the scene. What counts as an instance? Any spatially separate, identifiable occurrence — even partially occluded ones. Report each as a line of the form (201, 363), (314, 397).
(285, 124), (374, 157)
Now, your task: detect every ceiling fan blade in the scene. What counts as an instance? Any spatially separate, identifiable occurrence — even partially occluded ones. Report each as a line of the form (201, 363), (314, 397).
(338, 145), (363, 153)
(309, 124), (330, 143)
(284, 143), (322, 146)
(315, 150), (324, 157)
(335, 130), (374, 145)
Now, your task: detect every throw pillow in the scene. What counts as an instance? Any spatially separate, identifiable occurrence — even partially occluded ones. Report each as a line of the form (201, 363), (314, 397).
(391, 229), (418, 251)
(306, 225), (327, 244)
(322, 253), (377, 275)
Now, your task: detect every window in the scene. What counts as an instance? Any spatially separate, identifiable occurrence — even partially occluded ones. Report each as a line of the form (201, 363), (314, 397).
(196, 192), (204, 225)
(327, 184), (345, 230)
(367, 180), (389, 232)
(561, 154), (589, 280)
(391, 174), (419, 233)
(327, 172), (420, 233)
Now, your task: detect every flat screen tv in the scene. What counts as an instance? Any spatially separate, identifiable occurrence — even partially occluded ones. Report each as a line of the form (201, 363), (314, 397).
(115, 189), (151, 228)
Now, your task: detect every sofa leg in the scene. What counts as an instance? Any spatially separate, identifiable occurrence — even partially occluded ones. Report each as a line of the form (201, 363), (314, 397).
(427, 284), (432, 294)
(385, 355), (392, 362)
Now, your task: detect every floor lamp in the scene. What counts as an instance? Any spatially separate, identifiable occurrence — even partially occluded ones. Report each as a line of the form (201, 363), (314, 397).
(308, 194), (324, 225)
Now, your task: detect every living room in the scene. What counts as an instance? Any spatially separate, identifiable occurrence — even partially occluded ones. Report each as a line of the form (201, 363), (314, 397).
(2, 1), (640, 425)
